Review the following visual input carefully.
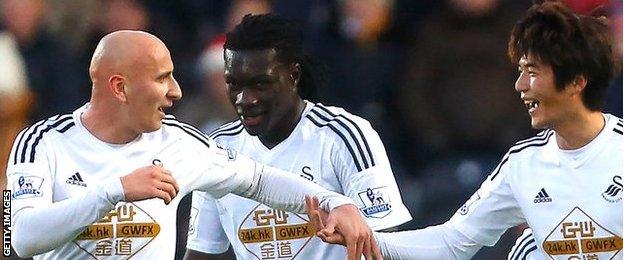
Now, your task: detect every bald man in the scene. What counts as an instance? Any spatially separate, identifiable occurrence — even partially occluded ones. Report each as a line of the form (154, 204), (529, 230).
(5, 31), (376, 259)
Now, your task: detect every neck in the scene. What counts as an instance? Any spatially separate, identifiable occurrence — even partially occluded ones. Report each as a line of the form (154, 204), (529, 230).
(259, 100), (306, 149)
(81, 101), (140, 144)
(554, 110), (604, 150)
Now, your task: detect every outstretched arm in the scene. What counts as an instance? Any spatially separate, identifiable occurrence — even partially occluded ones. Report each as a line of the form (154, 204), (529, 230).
(306, 196), (482, 259)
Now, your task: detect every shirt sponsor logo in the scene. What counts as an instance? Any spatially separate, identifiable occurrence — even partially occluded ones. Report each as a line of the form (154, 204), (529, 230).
(237, 204), (315, 259)
(543, 207), (623, 259)
(74, 203), (160, 259)
(602, 176), (622, 203)
(11, 176), (43, 199)
(358, 187), (392, 218)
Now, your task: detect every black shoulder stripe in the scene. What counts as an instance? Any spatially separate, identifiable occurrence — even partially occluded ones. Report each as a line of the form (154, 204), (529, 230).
(512, 238), (536, 260)
(309, 109), (369, 169)
(614, 128), (623, 135)
(208, 120), (243, 138)
(490, 131), (554, 180)
(163, 118), (209, 141)
(28, 119), (75, 163)
(13, 124), (42, 165)
(57, 122), (76, 133)
(514, 129), (551, 145)
(313, 104), (376, 167)
(521, 245), (537, 260)
(211, 125), (244, 139)
(306, 114), (364, 171)
(617, 121), (622, 127)
(16, 114), (72, 164)
(162, 120), (210, 148)
(508, 229), (535, 260)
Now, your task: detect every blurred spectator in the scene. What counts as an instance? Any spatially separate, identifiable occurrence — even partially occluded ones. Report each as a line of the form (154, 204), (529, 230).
(175, 0), (271, 133)
(175, 35), (237, 133)
(0, 32), (34, 194)
(1, 0), (84, 121)
(397, 0), (534, 164)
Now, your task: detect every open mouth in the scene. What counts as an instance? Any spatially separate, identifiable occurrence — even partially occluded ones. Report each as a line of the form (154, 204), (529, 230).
(524, 100), (539, 114)
(240, 114), (263, 126)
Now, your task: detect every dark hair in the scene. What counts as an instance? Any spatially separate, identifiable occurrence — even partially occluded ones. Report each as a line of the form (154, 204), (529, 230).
(508, 1), (615, 111)
(224, 13), (320, 101)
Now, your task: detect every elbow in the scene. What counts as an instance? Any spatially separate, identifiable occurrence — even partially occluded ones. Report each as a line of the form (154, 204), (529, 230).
(12, 228), (37, 258)
(12, 214), (44, 258)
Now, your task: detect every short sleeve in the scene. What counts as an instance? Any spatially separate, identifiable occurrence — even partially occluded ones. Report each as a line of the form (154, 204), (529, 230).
(186, 191), (230, 253)
(331, 118), (412, 230)
(6, 127), (54, 215)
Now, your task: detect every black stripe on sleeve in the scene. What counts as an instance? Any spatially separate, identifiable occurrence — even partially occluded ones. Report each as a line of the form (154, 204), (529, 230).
(614, 128), (623, 135)
(13, 127), (32, 165)
(15, 120), (48, 164)
(513, 238), (536, 260)
(314, 104), (376, 167)
(17, 115), (72, 164)
(162, 119), (211, 148)
(210, 123), (244, 139)
(57, 122), (76, 133)
(490, 131), (554, 180)
(508, 229), (534, 260)
(305, 114), (363, 171)
(208, 120), (243, 138)
(28, 118), (75, 163)
(514, 130), (549, 145)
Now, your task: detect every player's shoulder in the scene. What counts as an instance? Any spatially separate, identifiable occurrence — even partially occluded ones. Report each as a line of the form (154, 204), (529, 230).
(606, 114), (623, 139)
(303, 103), (381, 171)
(488, 129), (555, 180)
(303, 102), (376, 134)
(11, 113), (77, 165)
(206, 119), (244, 145)
(161, 114), (212, 148)
(508, 129), (556, 154)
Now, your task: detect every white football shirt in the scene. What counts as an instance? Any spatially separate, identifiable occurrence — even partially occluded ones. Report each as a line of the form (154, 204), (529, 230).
(187, 101), (412, 259)
(449, 113), (623, 259)
(374, 114), (623, 260)
(6, 103), (353, 259)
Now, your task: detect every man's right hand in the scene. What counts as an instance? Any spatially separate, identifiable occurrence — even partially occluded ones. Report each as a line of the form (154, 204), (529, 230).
(120, 165), (179, 204)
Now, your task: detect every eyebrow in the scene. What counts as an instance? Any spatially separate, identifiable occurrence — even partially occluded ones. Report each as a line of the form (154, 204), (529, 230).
(156, 71), (172, 80)
(519, 61), (538, 69)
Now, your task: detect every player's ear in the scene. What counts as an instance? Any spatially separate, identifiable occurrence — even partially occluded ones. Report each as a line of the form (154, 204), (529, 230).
(109, 74), (127, 102)
(569, 74), (588, 95)
(290, 62), (301, 93)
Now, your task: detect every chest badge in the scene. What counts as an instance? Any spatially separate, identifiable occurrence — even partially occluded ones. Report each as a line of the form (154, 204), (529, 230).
(543, 207), (622, 259)
(602, 175), (622, 203)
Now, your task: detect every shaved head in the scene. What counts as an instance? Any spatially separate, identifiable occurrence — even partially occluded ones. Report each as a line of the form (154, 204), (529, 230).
(82, 30), (181, 143)
(89, 30), (169, 87)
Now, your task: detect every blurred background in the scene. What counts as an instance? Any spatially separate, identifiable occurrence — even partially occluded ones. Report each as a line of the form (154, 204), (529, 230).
(0, 0), (621, 259)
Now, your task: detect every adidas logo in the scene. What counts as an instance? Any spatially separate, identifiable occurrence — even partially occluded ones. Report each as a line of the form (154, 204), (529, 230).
(66, 172), (87, 187)
(533, 188), (552, 203)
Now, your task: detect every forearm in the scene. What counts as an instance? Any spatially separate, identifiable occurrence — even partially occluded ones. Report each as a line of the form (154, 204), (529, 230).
(236, 165), (353, 213)
(374, 223), (482, 260)
(12, 178), (124, 257)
